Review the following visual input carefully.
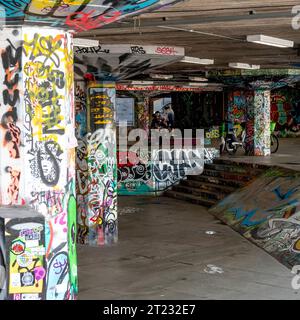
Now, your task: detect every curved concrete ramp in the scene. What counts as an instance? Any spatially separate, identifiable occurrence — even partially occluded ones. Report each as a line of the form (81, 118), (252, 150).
(210, 167), (300, 269)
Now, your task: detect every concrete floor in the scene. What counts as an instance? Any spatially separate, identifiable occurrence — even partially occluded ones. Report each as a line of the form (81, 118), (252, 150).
(222, 138), (300, 171)
(78, 196), (300, 300)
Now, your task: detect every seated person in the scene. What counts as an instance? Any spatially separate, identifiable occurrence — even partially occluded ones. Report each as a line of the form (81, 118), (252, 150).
(151, 111), (167, 129)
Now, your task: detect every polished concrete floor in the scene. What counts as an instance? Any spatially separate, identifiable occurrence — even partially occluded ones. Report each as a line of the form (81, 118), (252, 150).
(78, 196), (300, 300)
(222, 138), (300, 171)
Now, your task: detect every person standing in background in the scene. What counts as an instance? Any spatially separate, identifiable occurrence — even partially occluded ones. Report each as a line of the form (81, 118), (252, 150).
(164, 103), (175, 132)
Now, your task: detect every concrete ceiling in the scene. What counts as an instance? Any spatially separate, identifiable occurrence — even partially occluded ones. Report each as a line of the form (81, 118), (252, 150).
(77, 0), (300, 77)
(74, 44), (184, 80)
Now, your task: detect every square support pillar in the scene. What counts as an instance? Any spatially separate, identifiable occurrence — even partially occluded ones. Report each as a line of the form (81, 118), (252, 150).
(245, 89), (271, 156)
(253, 89), (271, 156)
(136, 95), (150, 134)
(76, 81), (118, 246)
(0, 27), (78, 300)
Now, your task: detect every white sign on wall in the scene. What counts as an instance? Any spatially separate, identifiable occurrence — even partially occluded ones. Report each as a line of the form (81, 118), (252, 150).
(116, 98), (135, 126)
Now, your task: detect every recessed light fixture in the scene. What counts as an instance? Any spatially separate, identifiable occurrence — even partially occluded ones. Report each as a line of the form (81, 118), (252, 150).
(131, 81), (154, 85)
(229, 62), (260, 70)
(181, 56), (214, 65)
(188, 82), (222, 87)
(73, 38), (99, 47)
(247, 35), (294, 48)
(189, 76), (208, 82)
(149, 74), (173, 80)
(188, 82), (209, 86)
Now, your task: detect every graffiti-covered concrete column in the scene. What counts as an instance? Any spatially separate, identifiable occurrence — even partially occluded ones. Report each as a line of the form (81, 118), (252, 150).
(0, 27), (77, 300)
(76, 81), (118, 246)
(136, 95), (150, 134)
(245, 88), (271, 156)
(253, 89), (271, 156)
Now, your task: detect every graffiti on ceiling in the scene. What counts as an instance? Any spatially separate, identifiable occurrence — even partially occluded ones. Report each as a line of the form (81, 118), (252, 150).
(0, 0), (182, 32)
(74, 43), (185, 80)
(208, 69), (300, 90)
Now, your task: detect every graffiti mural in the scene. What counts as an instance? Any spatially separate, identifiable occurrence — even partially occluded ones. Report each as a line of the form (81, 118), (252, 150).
(227, 90), (253, 125)
(0, 0), (182, 32)
(117, 148), (219, 195)
(0, 27), (77, 300)
(23, 27), (77, 300)
(88, 86), (114, 129)
(210, 167), (300, 269)
(118, 162), (154, 195)
(271, 89), (300, 137)
(152, 148), (204, 191)
(227, 88), (300, 142)
(75, 81), (87, 138)
(76, 83), (117, 246)
(0, 29), (24, 206)
(136, 98), (150, 133)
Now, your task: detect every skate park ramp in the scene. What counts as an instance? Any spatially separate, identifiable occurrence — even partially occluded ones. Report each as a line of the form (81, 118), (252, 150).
(210, 166), (300, 269)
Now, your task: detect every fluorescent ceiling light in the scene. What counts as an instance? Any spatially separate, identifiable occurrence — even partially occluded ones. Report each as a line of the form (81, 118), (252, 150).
(131, 81), (154, 85)
(188, 82), (223, 86)
(149, 74), (173, 80)
(189, 76), (208, 82)
(229, 62), (260, 70)
(73, 38), (99, 47)
(181, 56), (214, 65)
(247, 35), (294, 48)
(188, 82), (209, 86)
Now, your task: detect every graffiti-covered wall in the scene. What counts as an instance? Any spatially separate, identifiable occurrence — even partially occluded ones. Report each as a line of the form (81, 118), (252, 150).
(117, 148), (219, 195)
(271, 88), (300, 137)
(227, 90), (253, 125)
(116, 90), (220, 195)
(76, 82), (118, 246)
(0, 27), (77, 300)
(210, 167), (300, 269)
(227, 88), (300, 138)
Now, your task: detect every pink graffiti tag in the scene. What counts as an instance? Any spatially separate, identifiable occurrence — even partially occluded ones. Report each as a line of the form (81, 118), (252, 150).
(155, 46), (178, 55)
(54, 212), (67, 233)
(34, 267), (46, 282)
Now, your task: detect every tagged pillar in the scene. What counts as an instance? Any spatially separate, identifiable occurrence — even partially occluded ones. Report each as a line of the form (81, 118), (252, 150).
(76, 81), (118, 246)
(245, 89), (271, 156)
(0, 27), (77, 300)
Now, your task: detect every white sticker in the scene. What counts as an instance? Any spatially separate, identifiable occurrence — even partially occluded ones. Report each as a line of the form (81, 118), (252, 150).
(21, 294), (40, 300)
(21, 272), (34, 286)
(26, 240), (39, 248)
(55, 284), (68, 293)
(10, 273), (21, 287)
(29, 247), (46, 256)
(0, 266), (5, 289)
(17, 252), (33, 268)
